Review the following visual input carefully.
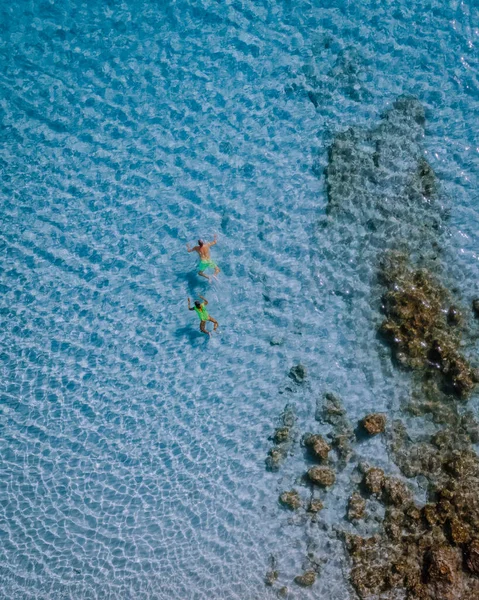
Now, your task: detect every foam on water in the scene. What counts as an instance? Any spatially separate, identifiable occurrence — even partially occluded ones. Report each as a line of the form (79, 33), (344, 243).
(1, 0), (478, 598)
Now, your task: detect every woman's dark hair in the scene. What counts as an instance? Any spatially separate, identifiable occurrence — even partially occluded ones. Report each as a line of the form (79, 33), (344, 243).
(198, 239), (203, 247)
(195, 301), (201, 308)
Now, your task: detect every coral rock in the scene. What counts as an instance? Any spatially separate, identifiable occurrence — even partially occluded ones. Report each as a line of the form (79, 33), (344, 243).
(466, 539), (479, 576)
(472, 299), (479, 318)
(265, 447), (285, 472)
(307, 466), (336, 487)
(361, 413), (387, 435)
(417, 156), (438, 197)
(281, 404), (296, 428)
(461, 411), (479, 444)
(289, 364), (306, 383)
(379, 253), (475, 398)
(273, 427), (290, 444)
(331, 433), (354, 463)
(423, 503), (439, 527)
(294, 570), (316, 587)
(307, 499), (324, 513)
(264, 570), (278, 586)
(363, 467), (385, 496)
(351, 565), (387, 597)
(304, 434), (330, 461)
(322, 392), (346, 425)
(382, 477), (413, 506)
(448, 517), (471, 545)
(279, 490), (301, 511)
(348, 492), (366, 521)
(447, 305), (461, 326)
(425, 545), (459, 585)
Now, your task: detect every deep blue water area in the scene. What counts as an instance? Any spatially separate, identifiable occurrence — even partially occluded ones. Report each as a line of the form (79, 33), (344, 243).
(1, 1), (479, 598)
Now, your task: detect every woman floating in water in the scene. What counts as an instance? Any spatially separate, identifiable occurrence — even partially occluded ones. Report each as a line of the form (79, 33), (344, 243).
(186, 235), (221, 280)
(188, 295), (218, 336)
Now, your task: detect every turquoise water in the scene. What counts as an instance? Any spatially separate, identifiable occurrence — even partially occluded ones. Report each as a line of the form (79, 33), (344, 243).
(1, 1), (478, 598)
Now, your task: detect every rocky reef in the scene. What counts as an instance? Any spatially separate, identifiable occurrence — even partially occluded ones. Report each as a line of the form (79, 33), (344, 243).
(266, 386), (479, 599)
(347, 492), (366, 522)
(287, 46), (373, 109)
(264, 392), (345, 592)
(319, 95), (453, 334)
(307, 466), (336, 487)
(303, 433), (331, 461)
(378, 252), (476, 398)
(346, 428), (479, 599)
(294, 570), (317, 587)
(360, 413), (387, 436)
(264, 95), (478, 600)
(317, 392), (355, 466)
(264, 555), (279, 587)
(322, 97), (479, 599)
(289, 363), (307, 384)
(265, 404), (296, 472)
(279, 490), (302, 511)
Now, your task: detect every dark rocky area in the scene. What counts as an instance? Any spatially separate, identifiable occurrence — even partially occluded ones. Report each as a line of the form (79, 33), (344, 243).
(360, 413), (387, 435)
(378, 252), (476, 398)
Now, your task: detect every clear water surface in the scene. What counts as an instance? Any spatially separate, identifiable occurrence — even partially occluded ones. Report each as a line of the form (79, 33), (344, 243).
(1, 1), (478, 599)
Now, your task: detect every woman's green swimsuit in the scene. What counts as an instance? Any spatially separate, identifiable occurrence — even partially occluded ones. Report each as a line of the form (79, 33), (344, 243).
(194, 305), (209, 321)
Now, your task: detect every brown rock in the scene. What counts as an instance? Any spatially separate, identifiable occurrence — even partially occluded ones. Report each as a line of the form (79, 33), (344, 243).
(304, 434), (330, 461)
(273, 427), (290, 444)
(348, 492), (366, 521)
(447, 517), (471, 545)
(307, 466), (336, 487)
(432, 430), (452, 449)
(384, 520), (402, 541)
(466, 539), (479, 576)
(423, 504), (439, 527)
(265, 447), (285, 472)
(361, 413), (387, 435)
(279, 490), (301, 510)
(436, 500), (454, 524)
(351, 565), (387, 597)
(307, 499), (324, 513)
(461, 411), (479, 444)
(424, 545), (459, 585)
(264, 570), (278, 586)
(363, 467), (385, 496)
(445, 451), (479, 478)
(405, 504), (421, 522)
(294, 570), (316, 587)
(447, 305), (462, 326)
(378, 253), (476, 398)
(382, 477), (413, 506)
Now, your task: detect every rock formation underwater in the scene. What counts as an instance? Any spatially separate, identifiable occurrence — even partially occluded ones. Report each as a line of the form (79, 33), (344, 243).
(265, 96), (479, 599)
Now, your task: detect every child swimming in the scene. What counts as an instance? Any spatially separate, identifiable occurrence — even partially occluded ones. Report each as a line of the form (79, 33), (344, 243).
(188, 296), (218, 336)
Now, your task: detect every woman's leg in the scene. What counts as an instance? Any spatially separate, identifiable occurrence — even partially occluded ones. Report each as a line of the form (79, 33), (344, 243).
(208, 316), (218, 330)
(200, 321), (210, 336)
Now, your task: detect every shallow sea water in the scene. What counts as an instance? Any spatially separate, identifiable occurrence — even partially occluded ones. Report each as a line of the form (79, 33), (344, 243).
(1, 1), (479, 599)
